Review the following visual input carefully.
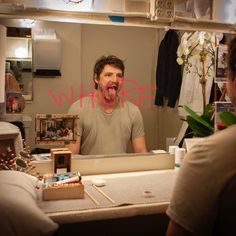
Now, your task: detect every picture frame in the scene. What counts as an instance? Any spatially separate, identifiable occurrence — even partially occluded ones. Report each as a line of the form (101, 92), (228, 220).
(215, 44), (228, 82)
(214, 101), (235, 132)
(35, 114), (79, 145)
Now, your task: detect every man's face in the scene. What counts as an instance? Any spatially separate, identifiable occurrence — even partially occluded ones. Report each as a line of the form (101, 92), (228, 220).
(95, 64), (124, 102)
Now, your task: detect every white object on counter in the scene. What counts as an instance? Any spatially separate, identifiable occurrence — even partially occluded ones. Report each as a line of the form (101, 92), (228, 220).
(175, 148), (186, 169)
(168, 145), (179, 155)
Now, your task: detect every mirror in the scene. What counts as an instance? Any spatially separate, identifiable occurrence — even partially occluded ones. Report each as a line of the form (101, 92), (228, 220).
(6, 28), (33, 101)
(4, 17), (224, 152)
(0, 19), (183, 151)
(6, 58), (33, 101)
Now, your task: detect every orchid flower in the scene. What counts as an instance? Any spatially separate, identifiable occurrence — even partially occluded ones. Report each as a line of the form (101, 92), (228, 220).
(177, 31), (222, 114)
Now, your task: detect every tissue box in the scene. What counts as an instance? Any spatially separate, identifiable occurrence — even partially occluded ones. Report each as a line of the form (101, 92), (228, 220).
(42, 172), (84, 201)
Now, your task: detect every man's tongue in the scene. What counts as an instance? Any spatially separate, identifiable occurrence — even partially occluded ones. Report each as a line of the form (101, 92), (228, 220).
(107, 87), (117, 96)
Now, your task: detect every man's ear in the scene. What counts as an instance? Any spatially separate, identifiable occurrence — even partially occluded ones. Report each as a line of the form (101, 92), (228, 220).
(94, 74), (99, 84)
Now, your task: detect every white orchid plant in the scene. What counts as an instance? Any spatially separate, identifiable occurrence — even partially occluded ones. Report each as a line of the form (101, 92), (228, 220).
(176, 31), (223, 137)
(177, 32), (219, 111)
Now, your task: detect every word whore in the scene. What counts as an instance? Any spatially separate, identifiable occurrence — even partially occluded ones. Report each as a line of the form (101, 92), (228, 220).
(48, 79), (156, 109)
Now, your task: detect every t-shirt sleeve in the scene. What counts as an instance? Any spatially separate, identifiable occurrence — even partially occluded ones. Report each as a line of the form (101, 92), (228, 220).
(131, 107), (145, 140)
(166, 143), (220, 236)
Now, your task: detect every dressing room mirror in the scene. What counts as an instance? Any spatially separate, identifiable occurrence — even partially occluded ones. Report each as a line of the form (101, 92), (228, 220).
(2, 15), (230, 152)
(0, 18), (183, 151)
(6, 27), (33, 101)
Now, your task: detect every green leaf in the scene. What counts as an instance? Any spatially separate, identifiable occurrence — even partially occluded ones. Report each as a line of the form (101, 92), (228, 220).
(187, 116), (213, 137)
(219, 112), (236, 127)
(183, 105), (214, 132)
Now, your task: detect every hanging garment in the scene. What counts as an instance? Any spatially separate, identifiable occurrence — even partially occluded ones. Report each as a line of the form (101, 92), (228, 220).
(178, 31), (216, 117)
(178, 58), (213, 117)
(155, 30), (182, 108)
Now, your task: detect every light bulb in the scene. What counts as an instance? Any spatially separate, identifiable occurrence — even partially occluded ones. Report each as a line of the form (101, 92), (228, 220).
(14, 47), (28, 58)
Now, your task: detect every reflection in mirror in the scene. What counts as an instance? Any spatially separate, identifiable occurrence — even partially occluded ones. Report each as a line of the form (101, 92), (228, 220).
(6, 27), (33, 101)
(6, 59), (33, 101)
(3, 18), (222, 152)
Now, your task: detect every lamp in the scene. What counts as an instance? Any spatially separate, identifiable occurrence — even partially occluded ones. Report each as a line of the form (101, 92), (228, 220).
(6, 37), (31, 60)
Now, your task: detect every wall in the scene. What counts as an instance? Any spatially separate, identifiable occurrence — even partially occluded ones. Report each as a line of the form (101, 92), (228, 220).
(23, 20), (182, 151)
(24, 21), (82, 149)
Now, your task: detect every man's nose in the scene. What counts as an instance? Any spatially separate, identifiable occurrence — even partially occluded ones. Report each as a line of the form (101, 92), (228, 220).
(112, 74), (123, 83)
(110, 74), (119, 82)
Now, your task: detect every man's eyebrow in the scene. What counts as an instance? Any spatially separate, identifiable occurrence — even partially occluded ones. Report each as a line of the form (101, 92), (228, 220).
(104, 71), (122, 74)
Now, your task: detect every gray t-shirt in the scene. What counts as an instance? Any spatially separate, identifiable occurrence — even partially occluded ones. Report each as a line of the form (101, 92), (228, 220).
(68, 96), (145, 155)
(166, 124), (236, 236)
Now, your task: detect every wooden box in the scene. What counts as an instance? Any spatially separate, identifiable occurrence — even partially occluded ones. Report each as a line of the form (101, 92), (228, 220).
(51, 149), (72, 173)
(42, 182), (84, 201)
(42, 172), (84, 201)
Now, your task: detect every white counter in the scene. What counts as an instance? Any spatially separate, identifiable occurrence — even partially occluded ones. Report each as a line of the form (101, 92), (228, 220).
(32, 152), (176, 236)
(39, 169), (177, 224)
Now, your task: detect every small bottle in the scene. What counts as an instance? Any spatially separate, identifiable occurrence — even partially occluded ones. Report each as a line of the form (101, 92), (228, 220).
(168, 145), (179, 170)
(168, 145), (179, 155)
(174, 148), (186, 169)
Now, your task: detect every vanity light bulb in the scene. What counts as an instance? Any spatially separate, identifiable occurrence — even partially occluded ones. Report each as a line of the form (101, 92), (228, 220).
(14, 47), (28, 58)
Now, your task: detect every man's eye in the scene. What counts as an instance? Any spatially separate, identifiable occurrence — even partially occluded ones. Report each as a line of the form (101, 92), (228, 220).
(104, 73), (123, 78)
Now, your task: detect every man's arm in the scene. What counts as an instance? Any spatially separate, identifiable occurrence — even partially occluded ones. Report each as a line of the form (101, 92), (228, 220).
(65, 136), (81, 154)
(166, 219), (194, 236)
(131, 136), (147, 153)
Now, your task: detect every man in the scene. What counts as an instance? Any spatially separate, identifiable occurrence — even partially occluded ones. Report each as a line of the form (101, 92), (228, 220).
(66, 55), (147, 155)
(166, 36), (236, 236)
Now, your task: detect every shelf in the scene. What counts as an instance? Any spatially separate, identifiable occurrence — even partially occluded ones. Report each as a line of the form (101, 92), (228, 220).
(0, 3), (235, 34)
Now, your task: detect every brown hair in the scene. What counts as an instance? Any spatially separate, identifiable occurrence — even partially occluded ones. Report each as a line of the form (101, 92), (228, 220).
(93, 55), (125, 89)
(228, 36), (236, 81)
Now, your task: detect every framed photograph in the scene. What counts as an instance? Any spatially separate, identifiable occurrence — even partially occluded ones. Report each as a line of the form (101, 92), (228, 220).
(35, 114), (79, 145)
(215, 44), (228, 82)
(214, 102), (235, 132)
